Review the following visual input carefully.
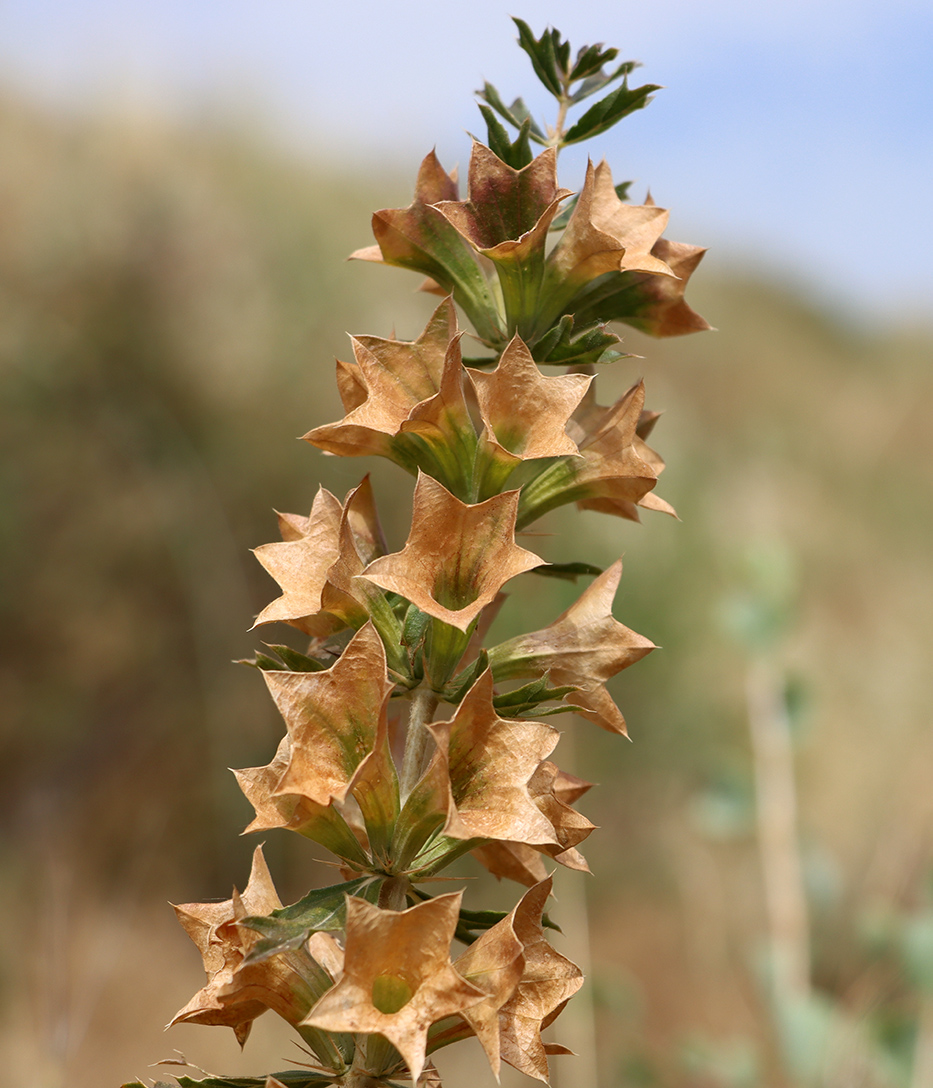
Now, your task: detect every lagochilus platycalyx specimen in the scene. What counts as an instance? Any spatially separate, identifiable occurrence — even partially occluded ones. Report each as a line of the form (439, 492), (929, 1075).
(141, 19), (709, 1088)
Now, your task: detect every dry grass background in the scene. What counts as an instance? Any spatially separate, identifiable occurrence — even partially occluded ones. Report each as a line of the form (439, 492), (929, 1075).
(0, 93), (930, 1086)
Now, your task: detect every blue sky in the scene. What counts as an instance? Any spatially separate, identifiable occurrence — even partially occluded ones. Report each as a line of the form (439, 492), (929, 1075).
(1, 0), (930, 321)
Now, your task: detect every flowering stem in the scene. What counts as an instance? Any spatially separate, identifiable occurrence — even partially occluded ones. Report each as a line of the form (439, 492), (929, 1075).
(343, 1037), (380, 1088)
(400, 686), (439, 801)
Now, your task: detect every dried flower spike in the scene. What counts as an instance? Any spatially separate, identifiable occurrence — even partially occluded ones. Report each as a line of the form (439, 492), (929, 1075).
(131, 19), (710, 1088)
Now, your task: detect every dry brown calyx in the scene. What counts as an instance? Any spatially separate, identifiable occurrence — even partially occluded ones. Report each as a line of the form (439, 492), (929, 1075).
(170, 847), (327, 1045)
(488, 560), (655, 735)
(362, 473), (543, 633)
(469, 334), (591, 464)
(303, 893), (484, 1083)
(252, 476), (386, 636)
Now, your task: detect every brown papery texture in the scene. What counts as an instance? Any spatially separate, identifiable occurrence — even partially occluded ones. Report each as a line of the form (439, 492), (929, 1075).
(304, 894), (484, 1083)
(363, 473), (543, 631)
(489, 560), (655, 734)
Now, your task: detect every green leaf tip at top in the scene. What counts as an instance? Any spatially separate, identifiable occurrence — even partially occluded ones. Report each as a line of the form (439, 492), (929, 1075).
(493, 18), (658, 152)
(512, 17), (565, 98)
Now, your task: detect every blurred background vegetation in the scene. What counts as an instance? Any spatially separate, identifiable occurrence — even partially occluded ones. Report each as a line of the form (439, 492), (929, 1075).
(0, 90), (931, 1087)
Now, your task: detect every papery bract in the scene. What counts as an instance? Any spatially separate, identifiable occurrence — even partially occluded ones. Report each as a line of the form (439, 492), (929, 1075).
(351, 151), (503, 345)
(469, 334), (590, 463)
(171, 847), (329, 1045)
(253, 477), (386, 636)
(434, 142), (571, 260)
(488, 560), (654, 734)
(362, 473), (543, 633)
(265, 623), (393, 808)
(426, 669), (560, 846)
(497, 877), (583, 1082)
(303, 894), (484, 1082)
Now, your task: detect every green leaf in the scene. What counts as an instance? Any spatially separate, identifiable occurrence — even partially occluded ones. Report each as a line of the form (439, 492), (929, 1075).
(476, 85), (546, 148)
(401, 612), (427, 683)
(350, 728), (400, 868)
(476, 106), (533, 170)
(263, 644), (328, 672)
(234, 652), (282, 671)
(240, 877), (382, 965)
(531, 561), (604, 581)
(518, 702), (586, 718)
(569, 60), (640, 104)
(492, 675), (580, 718)
(407, 832), (482, 879)
(531, 313), (573, 358)
(569, 43), (619, 82)
(477, 81), (521, 128)
(532, 318), (627, 367)
(393, 770), (449, 871)
(236, 644), (331, 673)
(507, 96), (546, 140)
(563, 80), (661, 145)
(442, 650), (489, 705)
(513, 17), (562, 97)
(552, 29), (571, 77)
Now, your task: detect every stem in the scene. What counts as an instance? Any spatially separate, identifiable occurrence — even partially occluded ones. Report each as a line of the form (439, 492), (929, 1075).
(549, 76), (572, 153)
(553, 96), (569, 145)
(378, 874), (411, 911)
(400, 686), (439, 801)
(342, 1037), (379, 1088)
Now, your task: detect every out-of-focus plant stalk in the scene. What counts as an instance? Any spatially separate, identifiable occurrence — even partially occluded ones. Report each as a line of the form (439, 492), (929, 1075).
(746, 654), (811, 1001)
(911, 997), (933, 1088)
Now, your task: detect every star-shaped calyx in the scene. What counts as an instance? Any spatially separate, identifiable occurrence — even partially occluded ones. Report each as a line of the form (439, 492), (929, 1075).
(469, 335), (591, 486)
(565, 380), (657, 504)
(543, 159), (674, 316)
(233, 732), (375, 869)
(569, 192), (711, 338)
(434, 142), (571, 264)
(362, 473), (543, 633)
(424, 669), (561, 847)
(496, 877), (583, 1082)
(263, 622), (394, 808)
(433, 142), (571, 343)
(623, 234), (712, 337)
(452, 877), (583, 1081)
(303, 893), (484, 1083)
(170, 846), (327, 1044)
(350, 150), (503, 345)
(252, 476), (386, 636)
(487, 560), (654, 735)
(568, 390), (677, 522)
(517, 380), (659, 528)
(304, 299), (478, 497)
(469, 762), (595, 886)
